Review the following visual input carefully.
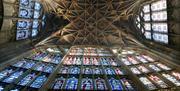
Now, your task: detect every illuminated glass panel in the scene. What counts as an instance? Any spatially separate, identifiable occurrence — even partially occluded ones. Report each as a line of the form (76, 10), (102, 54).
(104, 68), (115, 75)
(17, 20), (32, 29)
(3, 70), (24, 83)
(52, 77), (65, 89)
(34, 11), (41, 19)
(141, 28), (145, 33)
(0, 68), (15, 79)
(143, 14), (150, 21)
(18, 73), (37, 86)
(32, 29), (38, 37)
(30, 75), (48, 88)
(162, 73), (180, 86)
(152, 33), (168, 43)
(34, 2), (41, 10)
(171, 72), (180, 80)
(94, 78), (107, 90)
(137, 16), (140, 22)
(130, 67), (141, 75)
(120, 78), (135, 90)
(16, 30), (30, 40)
(81, 78), (93, 90)
(70, 67), (80, 74)
(152, 23), (168, 33)
(139, 77), (157, 90)
(19, 0), (30, 6)
(148, 75), (168, 88)
(144, 31), (152, 39)
(19, 0), (34, 8)
(32, 20), (39, 28)
(152, 11), (167, 21)
(137, 23), (141, 29)
(93, 68), (102, 74)
(144, 23), (151, 31)
(151, 0), (167, 11)
(65, 77), (78, 90)
(108, 78), (123, 90)
(83, 68), (92, 74)
(19, 8), (33, 18)
(143, 5), (150, 13)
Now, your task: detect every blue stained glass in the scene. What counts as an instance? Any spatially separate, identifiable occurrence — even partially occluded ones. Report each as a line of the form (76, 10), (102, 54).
(33, 11), (40, 19)
(3, 70), (24, 83)
(0, 86), (4, 91)
(95, 78), (107, 90)
(19, 8), (33, 18)
(22, 60), (36, 69)
(30, 75), (47, 88)
(59, 67), (69, 74)
(32, 20), (39, 28)
(53, 77), (65, 89)
(0, 69), (14, 79)
(44, 65), (55, 73)
(83, 68), (92, 74)
(18, 73), (37, 86)
(16, 30), (30, 40)
(10, 89), (19, 91)
(33, 52), (48, 60)
(42, 21), (45, 28)
(42, 15), (46, 20)
(19, 0), (34, 8)
(81, 78), (93, 90)
(101, 58), (109, 65)
(105, 68), (115, 75)
(32, 29), (38, 37)
(19, 0), (30, 6)
(34, 63), (46, 72)
(34, 2), (41, 10)
(70, 67), (80, 74)
(120, 78), (134, 90)
(13, 60), (27, 67)
(93, 68), (102, 74)
(65, 77), (78, 90)
(52, 55), (61, 64)
(109, 78), (123, 90)
(17, 20), (32, 29)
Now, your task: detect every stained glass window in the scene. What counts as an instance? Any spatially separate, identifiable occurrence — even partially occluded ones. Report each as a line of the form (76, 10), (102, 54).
(144, 14), (150, 21)
(152, 33), (168, 43)
(17, 0), (45, 40)
(16, 30), (30, 40)
(135, 0), (168, 44)
(151, 0), (167, 11)
(143, 5), (150, 13)
(109, 78), (123, 90)
(81, 78), (93, 90)
(152, 23), (168, 33)
(65, 77), (78, 90)
(144, 23), (151, 31)
(152, 11), (167, 21)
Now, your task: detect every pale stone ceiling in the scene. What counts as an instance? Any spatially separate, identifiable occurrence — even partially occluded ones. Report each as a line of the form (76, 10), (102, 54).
(37, 0), (154, 46)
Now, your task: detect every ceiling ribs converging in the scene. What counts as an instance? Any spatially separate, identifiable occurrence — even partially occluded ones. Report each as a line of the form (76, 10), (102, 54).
(39, 0), (154, 46)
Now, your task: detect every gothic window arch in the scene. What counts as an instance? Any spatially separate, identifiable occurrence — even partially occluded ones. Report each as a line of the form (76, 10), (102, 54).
(135, 0), (168, 44)
(16, 0), (45, 40)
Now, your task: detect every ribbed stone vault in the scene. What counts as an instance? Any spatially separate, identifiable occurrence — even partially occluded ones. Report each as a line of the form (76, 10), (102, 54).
(37, 0), (154, 46)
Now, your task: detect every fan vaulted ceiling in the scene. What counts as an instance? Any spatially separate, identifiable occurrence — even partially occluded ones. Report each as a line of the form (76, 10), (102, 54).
(38, 0), (153, 46)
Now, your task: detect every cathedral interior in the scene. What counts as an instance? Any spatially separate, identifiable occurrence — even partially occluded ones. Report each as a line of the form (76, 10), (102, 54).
(0, 0), (180, 91)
